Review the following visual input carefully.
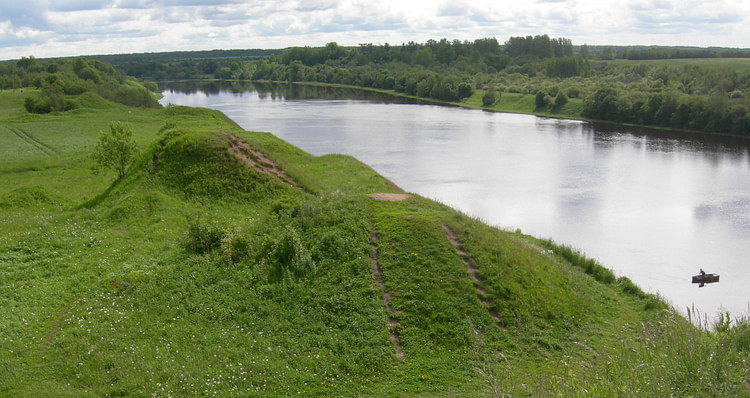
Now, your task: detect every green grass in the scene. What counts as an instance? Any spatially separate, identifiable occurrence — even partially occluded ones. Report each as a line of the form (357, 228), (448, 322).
(290, 82), (587, 122)
(1, 88), (749, 396)
(461, 90), (584, 120)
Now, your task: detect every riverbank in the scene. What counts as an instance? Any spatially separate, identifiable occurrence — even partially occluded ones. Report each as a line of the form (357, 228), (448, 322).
(246, 80), (750, 139)
(2, 88), (749, 396)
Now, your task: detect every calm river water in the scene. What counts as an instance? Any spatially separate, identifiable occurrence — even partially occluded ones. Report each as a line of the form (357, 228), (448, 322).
(160, 81), (750, 321)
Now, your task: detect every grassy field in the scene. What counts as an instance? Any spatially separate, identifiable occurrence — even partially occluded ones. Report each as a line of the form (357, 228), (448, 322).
(1, 88), (749, 396)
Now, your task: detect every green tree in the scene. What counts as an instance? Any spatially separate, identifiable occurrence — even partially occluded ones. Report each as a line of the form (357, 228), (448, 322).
(482, 90), (497, 106)
(91, 122), (139, 179)
(411, 48), (433, 66)
(24, 80), (68, 114)
(553, 90), (568, 108)
(535, 90), (549, 108)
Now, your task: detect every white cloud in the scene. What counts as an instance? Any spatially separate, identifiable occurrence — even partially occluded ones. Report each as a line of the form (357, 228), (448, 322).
(0, 0), (749, 60)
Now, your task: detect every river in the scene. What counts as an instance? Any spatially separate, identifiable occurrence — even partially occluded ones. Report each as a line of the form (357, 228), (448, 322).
(160, 81), (750, 322)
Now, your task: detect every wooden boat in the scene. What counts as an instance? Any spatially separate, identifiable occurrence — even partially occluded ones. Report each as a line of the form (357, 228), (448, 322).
(692, 272), (719, 287)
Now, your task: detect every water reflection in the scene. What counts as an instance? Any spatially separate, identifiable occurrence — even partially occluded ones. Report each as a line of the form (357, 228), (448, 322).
(160, 82), (750, 321)
(161, 80), (431, 104)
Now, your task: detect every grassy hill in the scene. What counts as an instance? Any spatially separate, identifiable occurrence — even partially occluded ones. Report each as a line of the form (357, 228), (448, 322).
(1, 87), (749, 397)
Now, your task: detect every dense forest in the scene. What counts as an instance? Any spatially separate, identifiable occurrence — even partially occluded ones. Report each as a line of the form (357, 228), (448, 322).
(3, 35), (750, 135)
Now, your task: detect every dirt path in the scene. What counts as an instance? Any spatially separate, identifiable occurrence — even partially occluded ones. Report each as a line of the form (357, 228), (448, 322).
(370, 232), (404, 359)
(442, 222), (506, 331)
(221, 132), (303, 191)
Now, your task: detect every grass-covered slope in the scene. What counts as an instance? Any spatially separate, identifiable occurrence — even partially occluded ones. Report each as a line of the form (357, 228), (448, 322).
(1, 88), (749, 397)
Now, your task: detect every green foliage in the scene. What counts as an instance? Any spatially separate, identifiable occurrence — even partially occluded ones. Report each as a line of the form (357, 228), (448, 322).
(482, 90), (497, 106)
(3, 60), (750, 397)
(143, 81), (159, 92)
(583, 86), (621, 120)
(182, 214), (226, 254)
(23, 81), (73, 114)
(553, 90), (568, 108)
(546, 55), (590, 78)
(504, 35), (573, 59)
(91, 122), (139, 179)
(535, 90), (549, 109)
(100, 36), (750, 135)
(259, 224), (315, 283)
(2, 56), (159, 109)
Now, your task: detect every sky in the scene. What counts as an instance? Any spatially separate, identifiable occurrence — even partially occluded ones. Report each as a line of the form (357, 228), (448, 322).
(1, 0), (748, 60)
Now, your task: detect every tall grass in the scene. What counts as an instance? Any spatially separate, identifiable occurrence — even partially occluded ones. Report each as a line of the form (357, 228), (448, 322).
(542, 307), (750, 397)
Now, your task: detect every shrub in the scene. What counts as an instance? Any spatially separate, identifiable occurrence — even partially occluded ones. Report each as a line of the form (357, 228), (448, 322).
(535, 90), (549, 108)
(24, 81), (69, 114)
(482, 90), (496, 106)
(220, 229), (251, 264)
(182, 215), (226, 255)
(553, 91), (568, 108)
(457, 82), (474, 99)
(143, 81), (159, 92)
(260, 226), (315, 283)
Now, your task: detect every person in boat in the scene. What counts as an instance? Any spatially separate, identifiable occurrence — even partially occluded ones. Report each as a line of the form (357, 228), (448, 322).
(699, 268), (705, 276)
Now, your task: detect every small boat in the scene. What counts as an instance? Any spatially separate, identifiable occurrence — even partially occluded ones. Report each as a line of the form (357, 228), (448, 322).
(692, 270), (719, 287)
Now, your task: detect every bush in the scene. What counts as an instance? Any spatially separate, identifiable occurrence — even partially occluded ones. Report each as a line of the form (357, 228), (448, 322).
(535, 90), (549, 108)
(457, 82), (474, 99)
(566, 86), (581, 99)
(143, 81), (159, 92)
(24, 82), (69, 114)
(553, 91), (568, 108)
(220, 229), (251, 264)
(482, 90), (496, 106)
(182, 215), (226, 255)
(260, 226), (315, 283)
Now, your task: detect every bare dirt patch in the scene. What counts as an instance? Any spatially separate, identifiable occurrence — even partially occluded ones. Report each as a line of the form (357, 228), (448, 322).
(367, 193), (410, 201)
(221, 132), (303, 191)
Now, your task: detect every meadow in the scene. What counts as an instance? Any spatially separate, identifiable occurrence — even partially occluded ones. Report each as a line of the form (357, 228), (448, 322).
(1, 85), (749, 396)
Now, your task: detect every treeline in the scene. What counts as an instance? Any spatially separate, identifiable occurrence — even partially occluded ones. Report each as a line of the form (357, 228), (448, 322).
(115, 58), (254, 81)
(582, 77), (750, 134)
(618, 47), (750, 61)
(0, 56), (159, 113)
(252, 57), (475, 102)
(7, 36), (750, 136)
(93, 49), (280, 82)
(574, 60), (750, 135)
(250, 39), (750, 135)
(116, 35), (587, 82)
(91, 48), (279, 65)
(247, 36), (589, 103)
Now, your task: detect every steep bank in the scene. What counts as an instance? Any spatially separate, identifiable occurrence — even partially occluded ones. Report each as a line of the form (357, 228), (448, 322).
(1, 90), (748, 396)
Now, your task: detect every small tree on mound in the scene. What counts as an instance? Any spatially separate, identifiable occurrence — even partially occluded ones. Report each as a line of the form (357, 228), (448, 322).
(91, 122), (138, 179)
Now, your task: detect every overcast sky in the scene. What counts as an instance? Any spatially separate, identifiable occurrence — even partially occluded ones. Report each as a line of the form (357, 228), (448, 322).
(1, 0), (748, 60)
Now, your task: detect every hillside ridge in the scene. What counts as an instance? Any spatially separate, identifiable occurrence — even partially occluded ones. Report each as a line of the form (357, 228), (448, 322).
(0, 86), (748, 396)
